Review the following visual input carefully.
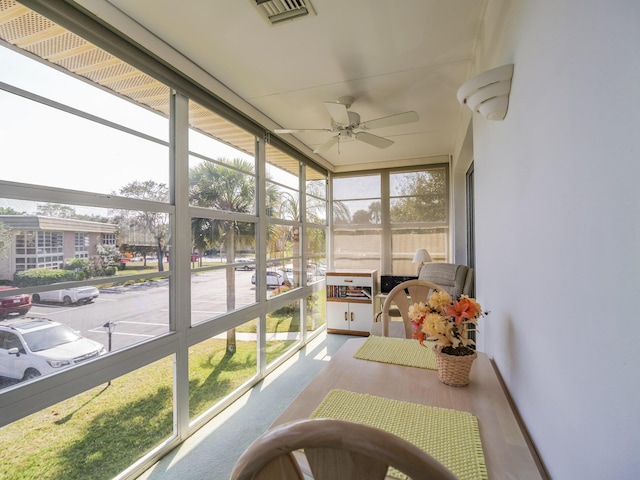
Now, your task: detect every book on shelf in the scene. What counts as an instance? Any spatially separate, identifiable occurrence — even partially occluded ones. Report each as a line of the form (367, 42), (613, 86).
(327, 285), (372, 299)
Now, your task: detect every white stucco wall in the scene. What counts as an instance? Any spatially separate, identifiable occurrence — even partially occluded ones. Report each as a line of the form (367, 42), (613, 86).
(468, 1), (640, 478)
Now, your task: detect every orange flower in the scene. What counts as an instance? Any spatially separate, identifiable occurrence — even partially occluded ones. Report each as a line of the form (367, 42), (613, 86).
(444, 297), (478, 325)
(413, 330), (427, 346)
(460, 296), (482, 318)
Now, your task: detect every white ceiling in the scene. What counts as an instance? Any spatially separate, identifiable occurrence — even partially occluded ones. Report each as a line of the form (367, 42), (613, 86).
(94, 0), (485, 171)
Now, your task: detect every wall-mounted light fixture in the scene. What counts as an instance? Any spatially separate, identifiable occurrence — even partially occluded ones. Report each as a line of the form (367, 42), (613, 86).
(457, 64), (514, 121)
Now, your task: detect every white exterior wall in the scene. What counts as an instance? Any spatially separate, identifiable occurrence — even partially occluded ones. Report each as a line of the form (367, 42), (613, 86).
(463, 1), (640, 478)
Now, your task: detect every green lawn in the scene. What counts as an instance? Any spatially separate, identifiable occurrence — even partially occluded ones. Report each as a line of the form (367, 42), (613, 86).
(0, 267), (326, 479)
(0, 334), (299, 480)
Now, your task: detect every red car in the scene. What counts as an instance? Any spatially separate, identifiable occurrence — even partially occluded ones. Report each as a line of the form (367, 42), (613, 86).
(0, 286), (32, 319)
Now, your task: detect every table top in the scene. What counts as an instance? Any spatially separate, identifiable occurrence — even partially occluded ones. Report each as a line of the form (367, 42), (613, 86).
(273, 337), (548, 480)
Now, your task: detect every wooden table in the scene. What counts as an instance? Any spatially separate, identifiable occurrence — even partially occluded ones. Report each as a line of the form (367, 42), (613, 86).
(273, 337), (548, 480)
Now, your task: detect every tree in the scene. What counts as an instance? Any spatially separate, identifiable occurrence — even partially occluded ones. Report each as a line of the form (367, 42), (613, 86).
(0, 221), (12, 260)
(305, 181), (327, 225)
(112, 181), (170, 272)
(390, 169), (448, 223)
(37, 203), (77, 218)
(1, 209), (24, 261)
(368, 200), (382, 223)
(74, 213), (111, 223)
(352, 209), (372, 224)
(95, 244), (122, 275)
(190, 159), (256, 354)
(331, 200), (351, 225)
(0, 207), (25, 215)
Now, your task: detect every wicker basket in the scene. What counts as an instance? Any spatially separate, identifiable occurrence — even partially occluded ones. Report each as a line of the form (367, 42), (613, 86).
(432, 347), (477, 387)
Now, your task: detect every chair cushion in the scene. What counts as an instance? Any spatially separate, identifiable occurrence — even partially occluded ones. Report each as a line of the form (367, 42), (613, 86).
(418, 263), (470, 297)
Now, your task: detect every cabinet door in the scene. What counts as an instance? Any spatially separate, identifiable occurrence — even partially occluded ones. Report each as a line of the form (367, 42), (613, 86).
(348, 302), (373, 333)
(326, 301), (350, 331)
(327, 301), (372, 334)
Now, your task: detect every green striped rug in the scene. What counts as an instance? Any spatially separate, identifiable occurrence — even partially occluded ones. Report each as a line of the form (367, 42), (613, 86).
(311, 389), (488, 480)
(354, 335), (438, 370)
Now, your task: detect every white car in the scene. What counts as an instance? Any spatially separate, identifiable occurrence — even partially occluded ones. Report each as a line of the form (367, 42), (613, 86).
(251, 270), (292, 288)
(0, 317), (105, 381)
(234, 258), (256, 270)
(32, 286), (99, 305)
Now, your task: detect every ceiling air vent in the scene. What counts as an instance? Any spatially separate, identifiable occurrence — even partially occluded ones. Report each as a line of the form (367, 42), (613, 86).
(254, 0), (316, 26)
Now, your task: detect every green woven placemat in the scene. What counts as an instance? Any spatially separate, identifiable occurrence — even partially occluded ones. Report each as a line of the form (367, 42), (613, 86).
(311, 389), (488, 480)
(354, 335), (437, 370)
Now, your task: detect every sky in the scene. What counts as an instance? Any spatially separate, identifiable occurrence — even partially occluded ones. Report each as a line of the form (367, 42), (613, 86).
(0, 44), (253, 215)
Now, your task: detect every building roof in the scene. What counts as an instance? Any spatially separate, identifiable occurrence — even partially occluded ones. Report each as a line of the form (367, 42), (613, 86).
(0, 215), (117, 233)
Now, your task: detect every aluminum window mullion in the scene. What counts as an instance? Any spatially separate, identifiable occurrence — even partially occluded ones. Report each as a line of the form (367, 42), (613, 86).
(0, 80), (169, 148)
(0, 180), (174, 214)
(188, 150), (258, 176)
(170, 91), (191, 440)
(188, 205), (259, 224)
(256, 137), (267, 377)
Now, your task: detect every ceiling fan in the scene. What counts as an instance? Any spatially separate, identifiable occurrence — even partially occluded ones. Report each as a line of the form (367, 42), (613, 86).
(274, 96), (419, 154)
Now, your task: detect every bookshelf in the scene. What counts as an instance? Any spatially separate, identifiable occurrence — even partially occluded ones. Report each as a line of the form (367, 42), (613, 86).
(326, 269), (377, 335)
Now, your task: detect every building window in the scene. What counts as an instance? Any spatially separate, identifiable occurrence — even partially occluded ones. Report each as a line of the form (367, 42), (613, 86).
(14, 231), (64, 271)
(75, 232), (89, 258)
(102, 233), (116, 246)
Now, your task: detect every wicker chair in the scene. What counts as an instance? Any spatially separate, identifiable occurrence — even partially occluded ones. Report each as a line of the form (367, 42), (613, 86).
(229, 418), (458, 480)
(370, 280), (444, 339)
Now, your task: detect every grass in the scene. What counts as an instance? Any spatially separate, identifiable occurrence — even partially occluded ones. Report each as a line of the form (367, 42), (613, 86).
(0, 271), (326, 479)
(0, 355), (175, 480)
(0, 333), (298, 480)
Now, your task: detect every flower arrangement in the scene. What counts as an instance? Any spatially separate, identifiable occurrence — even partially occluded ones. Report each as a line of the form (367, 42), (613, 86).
(408, 291), (486, 356)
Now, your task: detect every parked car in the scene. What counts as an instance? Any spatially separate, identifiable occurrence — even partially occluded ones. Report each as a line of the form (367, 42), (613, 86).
(0, 317), (105, 381)
(0, 287), (32, 319)
(32, 286), (99, 306)
(251, 270), (292, 288)
(235, 258), (256, 270)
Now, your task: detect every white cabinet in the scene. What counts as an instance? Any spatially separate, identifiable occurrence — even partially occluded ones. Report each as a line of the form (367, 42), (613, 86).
(326, 269), (377, 335)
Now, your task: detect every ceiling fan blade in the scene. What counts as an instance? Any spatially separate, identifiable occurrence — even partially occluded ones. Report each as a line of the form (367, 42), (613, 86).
(275, 128), (331, 134)
(359, 111), (419, 130)
(355, 132), (394, 149)
(324, 101), (351, 126)
(313, 135), (340, 154)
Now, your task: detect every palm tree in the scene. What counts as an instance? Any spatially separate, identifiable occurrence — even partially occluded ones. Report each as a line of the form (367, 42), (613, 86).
(190, 159), (256, 354)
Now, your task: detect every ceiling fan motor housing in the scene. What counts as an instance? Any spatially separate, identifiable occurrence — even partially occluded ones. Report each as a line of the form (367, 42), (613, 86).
(333, 111), (360, 129)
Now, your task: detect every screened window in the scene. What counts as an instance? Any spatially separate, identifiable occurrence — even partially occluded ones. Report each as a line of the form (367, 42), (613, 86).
(332, 165), (449, 275)
(0, 4), (329, 479)
(265, 145), (302, 297)
(332, 174), (382, 270)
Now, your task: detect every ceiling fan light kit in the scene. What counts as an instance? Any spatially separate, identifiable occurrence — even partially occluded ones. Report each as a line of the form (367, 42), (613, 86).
(275, 96), (419, 154)
(457, 64), (514, 121)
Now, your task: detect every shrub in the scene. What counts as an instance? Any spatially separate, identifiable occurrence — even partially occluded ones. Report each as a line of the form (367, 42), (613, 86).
(63, 258), (94, 280)
(103, 266), (117, 276)
(14, 268), (76, 287)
